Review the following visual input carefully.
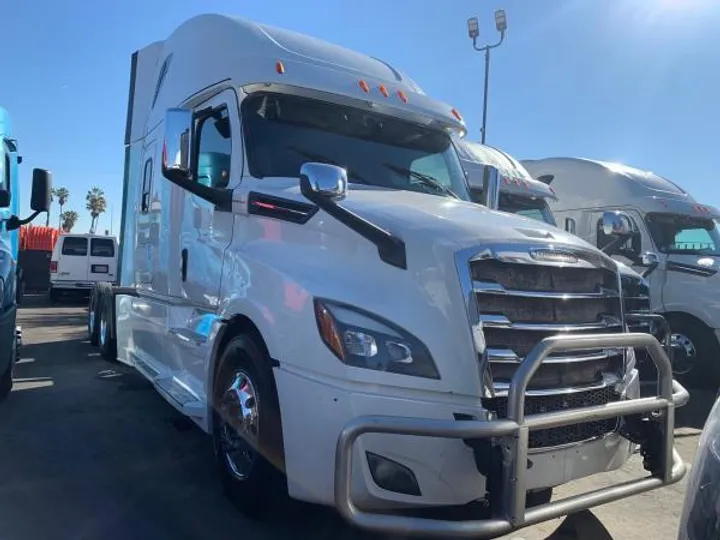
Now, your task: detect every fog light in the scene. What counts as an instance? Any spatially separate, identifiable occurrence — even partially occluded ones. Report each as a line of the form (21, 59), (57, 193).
(366, 452), (421, 496)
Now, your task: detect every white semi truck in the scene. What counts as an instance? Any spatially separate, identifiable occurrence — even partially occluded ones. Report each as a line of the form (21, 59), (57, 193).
(88, 14), (688, 538)
(522, 157), (720, 389)
(456, 141), (667, 386)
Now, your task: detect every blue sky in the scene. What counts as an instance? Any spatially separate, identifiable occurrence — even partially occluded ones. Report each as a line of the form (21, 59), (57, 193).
(2, 0), (719, 234)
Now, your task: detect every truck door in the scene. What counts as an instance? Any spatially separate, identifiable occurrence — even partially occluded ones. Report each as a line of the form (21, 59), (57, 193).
(126, 140), (167, 369)
(165, 89), (237, 390)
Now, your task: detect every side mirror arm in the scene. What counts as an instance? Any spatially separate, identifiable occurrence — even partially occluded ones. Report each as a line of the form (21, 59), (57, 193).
(5, 210), (43, 232)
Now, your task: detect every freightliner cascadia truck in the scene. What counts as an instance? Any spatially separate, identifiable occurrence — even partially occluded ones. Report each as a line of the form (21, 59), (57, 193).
(88, 14), (688, 538)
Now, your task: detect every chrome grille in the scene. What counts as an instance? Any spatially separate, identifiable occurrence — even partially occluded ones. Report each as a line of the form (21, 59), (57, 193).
(466, 248), (626, 448)
(483, 386), (620, 449)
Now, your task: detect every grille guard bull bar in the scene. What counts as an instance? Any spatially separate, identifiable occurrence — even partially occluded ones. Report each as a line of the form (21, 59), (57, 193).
(334, 332), (689, 539)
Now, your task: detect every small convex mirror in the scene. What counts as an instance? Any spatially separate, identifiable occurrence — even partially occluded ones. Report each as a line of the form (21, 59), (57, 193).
(299, 162), (348, 201)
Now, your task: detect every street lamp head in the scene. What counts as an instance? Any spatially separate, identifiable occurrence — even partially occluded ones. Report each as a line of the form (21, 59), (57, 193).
(494, 10), (507, 33)
(467, 17), (480, 40)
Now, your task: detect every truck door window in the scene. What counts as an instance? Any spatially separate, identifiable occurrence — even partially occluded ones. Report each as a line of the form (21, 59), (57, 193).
(196, 108), (232, 189)
(90, 238), (115, 258)
(61, 237), (88, 256)
(141, 158), (153, 213)
(646, 212), (720, 256)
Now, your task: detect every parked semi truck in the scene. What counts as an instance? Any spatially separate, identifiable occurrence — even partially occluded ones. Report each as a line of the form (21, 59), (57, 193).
(522, 157), (720, 389)
(456, 141), (668, 385)
(88, 14), (688, 538)
(0, 106), (52, 401)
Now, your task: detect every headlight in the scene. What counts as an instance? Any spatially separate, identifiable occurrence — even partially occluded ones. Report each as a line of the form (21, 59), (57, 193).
(313, 298), (440, 379)
(678, 396), (720, 540)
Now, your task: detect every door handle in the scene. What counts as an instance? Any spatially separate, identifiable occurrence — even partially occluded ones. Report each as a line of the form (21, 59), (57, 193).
(181, 248), (188, 282)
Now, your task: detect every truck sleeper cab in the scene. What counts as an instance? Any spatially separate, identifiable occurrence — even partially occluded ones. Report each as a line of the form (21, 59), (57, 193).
(90, 14), (688, 538)
(522, 157), (720, 389)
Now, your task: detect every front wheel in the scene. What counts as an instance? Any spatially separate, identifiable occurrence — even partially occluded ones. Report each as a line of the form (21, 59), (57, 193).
(668, 317), (720, 390)
(88, 288), (101, 346)
(212, 335), (287, 520)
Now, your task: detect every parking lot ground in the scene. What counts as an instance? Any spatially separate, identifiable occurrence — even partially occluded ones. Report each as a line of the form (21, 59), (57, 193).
(0, 295), (713, 540)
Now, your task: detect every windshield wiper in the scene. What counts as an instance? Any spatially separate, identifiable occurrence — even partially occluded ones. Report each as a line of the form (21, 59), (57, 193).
(287, 146), (370, 184)
(382, 163), (459, 199)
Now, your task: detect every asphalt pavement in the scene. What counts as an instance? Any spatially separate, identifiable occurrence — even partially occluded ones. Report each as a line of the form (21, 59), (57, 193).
(0, 295), (714, 540)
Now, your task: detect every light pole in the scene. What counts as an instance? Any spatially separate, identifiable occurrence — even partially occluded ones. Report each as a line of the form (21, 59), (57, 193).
(467, 10), (507, 144)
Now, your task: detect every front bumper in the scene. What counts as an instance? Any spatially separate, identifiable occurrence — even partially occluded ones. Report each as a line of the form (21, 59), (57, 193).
(335, 332), (689, 539)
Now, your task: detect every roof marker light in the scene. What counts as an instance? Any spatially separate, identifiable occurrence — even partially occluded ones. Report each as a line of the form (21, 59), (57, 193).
(451, 108), (463, 122)
(397, 90), (408, 103)
(359, 80), (370, 93)
(275, 61), (285, 74)
(378, 84), (389, 98)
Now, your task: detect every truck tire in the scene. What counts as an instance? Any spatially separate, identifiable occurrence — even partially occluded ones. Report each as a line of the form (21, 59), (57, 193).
(98, 289), (117, 362)
(668, 316), (720, 390)
(48, 288), (59, 305)
(88, 288), (101, 346)
(212, 334), (288, 520)
(0, 340), (16, 404)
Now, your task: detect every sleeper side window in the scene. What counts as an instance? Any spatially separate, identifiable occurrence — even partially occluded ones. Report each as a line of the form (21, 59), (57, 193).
(195, 107), (232, 189)
(141, 158), (153, 213)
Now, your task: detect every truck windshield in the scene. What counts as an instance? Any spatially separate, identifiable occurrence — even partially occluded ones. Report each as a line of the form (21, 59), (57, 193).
(646, 212), (720, 256)
(469, 189), (556, 226)
(498, 193), (556, 226)
(242, 92), (470, 200)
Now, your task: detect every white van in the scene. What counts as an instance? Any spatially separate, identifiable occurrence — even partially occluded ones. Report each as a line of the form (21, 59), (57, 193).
(49, 234), (118, 301)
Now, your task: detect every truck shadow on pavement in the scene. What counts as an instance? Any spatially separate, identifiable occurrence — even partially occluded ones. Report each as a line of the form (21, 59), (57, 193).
(2, 334), (419, 540)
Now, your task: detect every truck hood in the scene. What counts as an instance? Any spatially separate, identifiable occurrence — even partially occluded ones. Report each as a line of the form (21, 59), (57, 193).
(339, 186), (602, 254)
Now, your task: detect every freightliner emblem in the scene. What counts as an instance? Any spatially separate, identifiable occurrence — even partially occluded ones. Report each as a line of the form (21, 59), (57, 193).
(529, 248), (579, 264)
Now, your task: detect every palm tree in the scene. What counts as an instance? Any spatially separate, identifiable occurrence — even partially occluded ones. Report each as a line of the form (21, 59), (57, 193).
(52, 187), (69, 229)
(85, 186), (107, 234)
(60, 210), (79, 232)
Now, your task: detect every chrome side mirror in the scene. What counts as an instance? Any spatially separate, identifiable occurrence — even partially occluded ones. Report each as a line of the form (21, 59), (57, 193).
(161, 108), (193, 179)
(602, 211), (634, 237)
(480, 165), (501, 210)
(299, 162), (348, 201)
(641, 252), (659, 266)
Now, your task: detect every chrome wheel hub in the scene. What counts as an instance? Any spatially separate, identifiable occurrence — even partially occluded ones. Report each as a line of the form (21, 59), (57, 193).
(218, 371), (259, 480)
(670, 333), (696, 376)
(89, 311), (95, 335)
